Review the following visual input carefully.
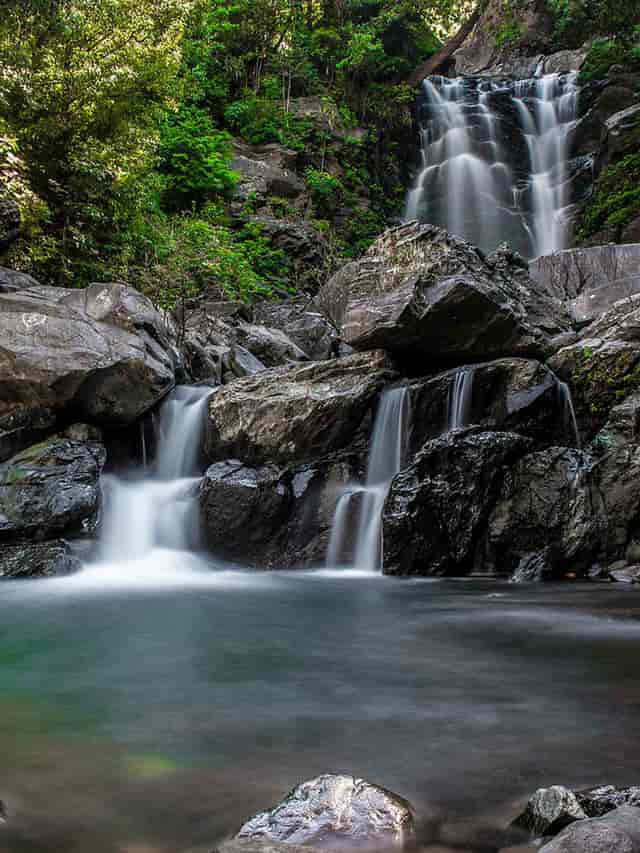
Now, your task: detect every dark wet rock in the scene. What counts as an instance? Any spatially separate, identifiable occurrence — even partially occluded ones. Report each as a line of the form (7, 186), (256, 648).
(383, 430), (531, 577)
(484, 448), (602, 580)
(608, 565), (640, 583)
(539, 806), (640, 853)
(253, 299), (342, 362)
(577, 786), (640, 818)
(0, 539), (81, 579)
(225, 346), (267, 380)
(0, 196), (20, 249)
(513, 786), (586, 837)
(236, 774), (414, 849)
(0, 406), (56, 463)
(204, 351), (395, 467)
(200, 461), (290, 565)
(248, 216), (328, 280)
(232, 321), (308, 368)
(0, 436), (105, 542)
(0, 279), (176, 430)
(318, 224), (569, 367)
(407, 358), (569, 454)
(590, 442), (640, 565)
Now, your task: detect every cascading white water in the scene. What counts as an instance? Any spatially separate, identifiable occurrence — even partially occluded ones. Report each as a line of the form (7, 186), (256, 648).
(448, 367), (474, 431)
(82, 385), (214, 585)
(327, 387), (411, 572)
(405, 72), (579, 259)
(557, 380), (581, 449)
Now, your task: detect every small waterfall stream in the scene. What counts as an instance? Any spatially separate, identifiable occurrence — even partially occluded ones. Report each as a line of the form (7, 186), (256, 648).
(405, 71), (579, 258)
(82, 385), (213, 584)
(327, 387), (411, 572)
(448, 367), (474, 431)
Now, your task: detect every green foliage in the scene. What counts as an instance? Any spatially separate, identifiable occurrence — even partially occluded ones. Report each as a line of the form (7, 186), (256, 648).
(578, 153), (640, 240)
(548, 0), (640, 49)
(159, 106), (238, 209)
(571, 347), (640, 423)
(579, 38), (640, 83)
(305, 167), (344, 216)
(495, 20), (523, 49)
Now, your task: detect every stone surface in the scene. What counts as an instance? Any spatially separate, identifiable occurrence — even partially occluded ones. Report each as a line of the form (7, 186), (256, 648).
(0, 435), (105, 542)
(231, 141), (304, 203)
(383, 430), (531, 576)
(538, 806), (640, 853)
(217, 841), (338, 853)
(236, 774), (414, 849)
(253, 298), (342, 362)
(529, 244), (640, 304)
(484, 448), (602, 579)
(406, 358), (568, 454)
(0, 539), (81, 579)
(0, 279), (176, 430)
(204, 351), (395, 466)
(577, 786), (640, 818)
(513, 786), (587, 837)
(248, 215), (328, 278)
(318, 224), (568, 366)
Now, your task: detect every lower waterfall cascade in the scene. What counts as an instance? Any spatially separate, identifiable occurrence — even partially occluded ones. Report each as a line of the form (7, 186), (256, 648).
(327, 387), (411, 572)
(404, 70), (579, 259)
(84, 385), (213, 584)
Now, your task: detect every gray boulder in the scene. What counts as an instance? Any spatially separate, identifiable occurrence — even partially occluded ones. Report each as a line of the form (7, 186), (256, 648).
(318, 224), (568, 366)
(253, 299), (342, 361)
(204, 351), (395, 466)
(383, 430), (531, 576)
(231, 141), (304, 203)
(539, 806), (640, 853)
(0, 280), (176, 432)
(233, 320), (308, 367)
(236, 774), (414, 849)
(484, 448), (602, 579)
(513, 786), (586, 837)
(0, 539), (81, 579)
(0, 435), (105, 542)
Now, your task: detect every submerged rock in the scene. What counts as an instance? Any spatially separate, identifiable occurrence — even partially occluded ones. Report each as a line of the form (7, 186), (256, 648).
(236, 774), (414, 849)
(0, 279), (176, 433)
(204, 351), (395, 466)
(383, 429), (531, 576)
(318, 224), (569, 367)
(0, 435), (105, 542)
(0, 539), (81, 579)
(513, 786), (586, 837)
(539, 806), (640, 853)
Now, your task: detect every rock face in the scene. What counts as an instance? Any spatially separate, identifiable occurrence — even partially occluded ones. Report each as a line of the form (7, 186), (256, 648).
(484, 448), (602, 580)
(0, 435), (105, 542)
(577, 786), (640, 818)
(407, 358), (569, 453)
(236, 775), (414, 849)
(539, 806), (640, 853)
(318, 224), (568, 366)
(204, 351), (395, 466)
(513, 786), (587, 837)
(383, 430), (530, 576)
(0, 280), (176, 442)
(253, 299), (342, 362)
(0, 540), (81, 579)
(231, 141), (305, 204)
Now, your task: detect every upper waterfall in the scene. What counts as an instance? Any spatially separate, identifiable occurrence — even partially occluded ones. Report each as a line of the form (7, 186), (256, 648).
(404, 71), (579, 259)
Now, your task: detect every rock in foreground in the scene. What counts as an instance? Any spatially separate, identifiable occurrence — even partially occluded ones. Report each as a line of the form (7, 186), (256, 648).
(513, 786), (586, 837)
(0, 539), (81, 579)
(539, 806), (640, 852)
(236, 774), (414, 849)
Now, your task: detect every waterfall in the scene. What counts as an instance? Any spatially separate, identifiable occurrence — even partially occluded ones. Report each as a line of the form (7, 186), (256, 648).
(557, 380), (581, 449)
(327, 387), (411, 572)
(405, 72), (579, 259)
(448, 367), (474, 431)
(84, 385), (213, 583)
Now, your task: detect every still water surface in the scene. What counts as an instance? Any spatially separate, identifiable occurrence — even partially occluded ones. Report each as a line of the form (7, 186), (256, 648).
(1, 570), (640, 851)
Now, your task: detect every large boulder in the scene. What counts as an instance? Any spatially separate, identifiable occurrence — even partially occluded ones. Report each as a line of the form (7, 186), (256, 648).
(0, 435), (105, 542)
(0, 280), (176, 438)
(253, 298), (342, 362)
(0, 539), (81, 579)
(204, 351), (395, 466)
(318, 224), (568, 367)
(231, 141), (305, 204)
(539, 806), (640, 853)
(236, 774), (414, 849)
(484, 448), (602, 579)
(200, 451), (363, 568)
(577, 786), (640, 818)
(406, 358), (570, 454)
(383, 430), (531, 576)
(513, 786), (587, 837)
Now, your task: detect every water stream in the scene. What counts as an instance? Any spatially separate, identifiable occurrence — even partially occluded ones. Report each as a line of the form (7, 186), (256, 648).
(405, 71), (579, 258)
(327, 387), (411, 571)
(447, 367), (474, 431)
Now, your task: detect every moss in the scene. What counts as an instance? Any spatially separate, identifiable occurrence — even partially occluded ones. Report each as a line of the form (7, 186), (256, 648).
(570, 347), (640, 423)
(577, 153), (640, 241)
